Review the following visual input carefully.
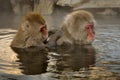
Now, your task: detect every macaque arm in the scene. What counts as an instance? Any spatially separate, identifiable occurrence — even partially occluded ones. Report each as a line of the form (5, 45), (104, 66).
(56, 36), (73, 45)
(46, 30), (62, 48)
(56, 36), (65, 45)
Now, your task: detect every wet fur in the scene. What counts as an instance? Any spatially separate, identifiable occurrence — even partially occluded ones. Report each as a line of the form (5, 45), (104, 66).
(11, 12), (47, 48)
(57, 10), (96, 45)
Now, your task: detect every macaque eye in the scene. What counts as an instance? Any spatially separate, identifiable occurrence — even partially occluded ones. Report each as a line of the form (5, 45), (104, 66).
(90, 24), (94, 29)
(85, 23), (94, 30)
(86, 26), (90, 29)
(85, 26), (91, 30)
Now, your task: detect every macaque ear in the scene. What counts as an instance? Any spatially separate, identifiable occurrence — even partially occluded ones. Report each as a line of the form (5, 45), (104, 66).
(21, 21), (30, 31)
(40, 24), (47, 35)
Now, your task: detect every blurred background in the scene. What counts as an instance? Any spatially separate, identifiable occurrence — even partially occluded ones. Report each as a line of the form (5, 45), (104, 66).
(0, 0), (120, 29)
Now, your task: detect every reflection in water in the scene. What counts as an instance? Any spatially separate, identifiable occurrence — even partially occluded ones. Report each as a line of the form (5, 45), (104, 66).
(47, 45), (96, 77)
(11, 45), (96, 76)
(11, 47), (48, 75)
(56, 45), (96, 71)
(46, 45), (118, 80)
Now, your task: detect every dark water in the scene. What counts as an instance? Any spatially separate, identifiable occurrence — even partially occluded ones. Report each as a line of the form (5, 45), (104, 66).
(0, 12), (120, 80)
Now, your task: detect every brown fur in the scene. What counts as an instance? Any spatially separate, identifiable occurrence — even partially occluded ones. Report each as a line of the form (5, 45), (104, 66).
(11, 12), (48, 48)
(56, 10), (96, 45)
(23, 13), (45, 24)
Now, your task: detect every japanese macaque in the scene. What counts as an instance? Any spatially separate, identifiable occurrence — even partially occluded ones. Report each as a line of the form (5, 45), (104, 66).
(11, 12), (48, 48)
(48, 10), (96, 47)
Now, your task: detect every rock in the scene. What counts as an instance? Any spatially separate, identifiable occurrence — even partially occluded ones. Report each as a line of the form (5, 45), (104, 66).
(9, 0), (120, 15)
(57, 0), (82, 7)
(97, 9), (118, 16)
(34, 0), (56, 15)
(74, 0), (120, 10)
(10, 0), (32, 15)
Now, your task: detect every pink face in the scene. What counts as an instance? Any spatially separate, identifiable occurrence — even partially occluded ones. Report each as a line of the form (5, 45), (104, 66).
(40, 24), (48, 39)
(85, 22), (95, 43)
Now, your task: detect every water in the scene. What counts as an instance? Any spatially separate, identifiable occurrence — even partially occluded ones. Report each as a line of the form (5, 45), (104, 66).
(0, 12), (120, 80)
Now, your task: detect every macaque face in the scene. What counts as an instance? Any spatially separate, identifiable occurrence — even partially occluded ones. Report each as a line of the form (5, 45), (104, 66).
(85, 22), (95, 44)
(39, 24), (48, 41)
